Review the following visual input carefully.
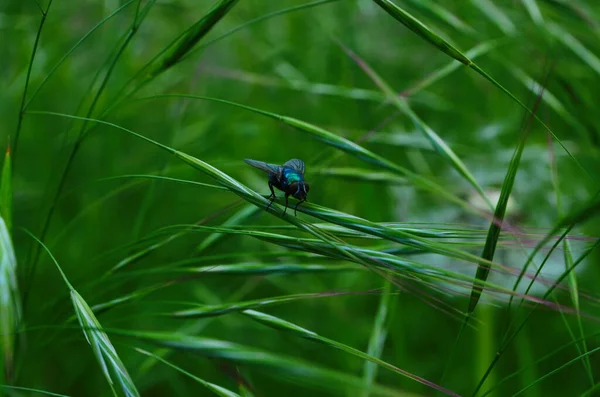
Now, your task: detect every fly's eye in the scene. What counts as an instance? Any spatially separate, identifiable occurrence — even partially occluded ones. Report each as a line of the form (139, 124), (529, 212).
(304, 183), (310, 193)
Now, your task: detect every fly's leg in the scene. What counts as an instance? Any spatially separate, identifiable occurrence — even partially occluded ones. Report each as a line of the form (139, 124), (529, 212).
(283, 193), (290, 216)
(293, 199), (305, 216)
(265, 182), (277, 211)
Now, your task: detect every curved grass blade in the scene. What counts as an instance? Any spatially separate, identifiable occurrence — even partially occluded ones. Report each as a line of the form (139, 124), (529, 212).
(13, 0), (55, 157)
(170, 290), (378, 318)
(26, 232), (140, 397)
(0, 385), (72, 397)
(133, 333), (416, 397)
(467, 71), (547, 314)
(404, 0), (476, 35)
(146, 0), (240, 80)
(312, 167), (407, 185)
(23, 0), (137, 110)
(511, 346), (600, 396)
(471, 238), (600, 397)
(372, 0), (472, 65)
(361, 281), (394, 397)
(196, 205), (261, 253)
(370, 0), (587, 179)
(339, 42), (494, 211)
(402, 40), (499, 97)
(242, 310), (459, 396)
(26, 111), (503, 271)
(548, 23), (600, 76)
(135, 348), (240, 397)
(128, 95), (475, 211)
(470, 0), (516, 34)
(522, 0), (544, 25)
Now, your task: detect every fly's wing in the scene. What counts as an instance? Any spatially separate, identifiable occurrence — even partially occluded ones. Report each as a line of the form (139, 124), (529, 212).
(283, 159), (305, 175)
(244, 159), (282, 177)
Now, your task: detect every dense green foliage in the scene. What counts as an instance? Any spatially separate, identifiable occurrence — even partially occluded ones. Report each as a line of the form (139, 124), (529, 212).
(2, 0), (600, 396)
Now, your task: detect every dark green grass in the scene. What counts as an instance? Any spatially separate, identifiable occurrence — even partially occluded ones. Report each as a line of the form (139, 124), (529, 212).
(2, 0), (600, 396)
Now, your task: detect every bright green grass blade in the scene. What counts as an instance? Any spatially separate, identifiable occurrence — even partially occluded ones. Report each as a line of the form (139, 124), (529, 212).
(0, 385), (71, 397)
(182, 0), (342, 63)
(467, 132), (527, 313)
(509, 66), (587, 136)
(340, 43), (494, 211)
(370, 0), (587, 178)
(170, 291), (369, 318)
(13, 0), (55, 157)
(403, 40), (499, 97)
(0, 145), (11, 234)
(562, 239), (594, 385)
(472, 239), (600, 397)
(128, 95), (474, 211)
(469, 0), (516, 34)
(467, 78), (545, 313)
(26, 111), (502, 270)
(404, 0), (476, 35)
(361, 281), (394, 397)
(132, 332), (416, 397)
(521, 0), (544, 25)
(509, 191), (600, 312)
(146, 0), (240, 79)
(135, 348), (240, 397)
(196, 204), (261, 253)
(511, 347), (600, 396)
(481, 332), (600, 397)
(371, 0), (472, 65)
(312, 167), (408, 185)
(131, 262), (360, 277)
(242, 309), (458, 396)
(0, 216), (20, 383)
(23, 0), (136, 110)
(26, 232), (140, 397)
(548, 23), (600, 76)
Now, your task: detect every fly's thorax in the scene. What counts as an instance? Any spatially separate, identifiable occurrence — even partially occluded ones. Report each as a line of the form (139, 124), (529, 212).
(282, 168), (303, 188)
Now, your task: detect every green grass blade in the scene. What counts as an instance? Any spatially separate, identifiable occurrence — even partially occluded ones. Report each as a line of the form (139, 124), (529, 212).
(243, 309), (458, 396)
(23, 0), (136, 110)
(467, 79), (544, 313)
(0, 145), (12, 234)
(340, 43), (493, 211)
(371, 0), (472, 65)
(548, 23), (600, 76)
(135, 348), (240, 397)
(147, 0), (240, 79)
(470, 0), (516, 34)
(361, 281), (394, 397)
(371, 0), (587, 178)
(26, 232), (140, 397)
(0, 216), (20, 383)
(13, 0), (55, 157)
(170, 291), (365, 318)
(196, 204), (261, 253)
(135, 333), (414, 397)
(130, 94), (483, 212)
(0, 385), (72, 397)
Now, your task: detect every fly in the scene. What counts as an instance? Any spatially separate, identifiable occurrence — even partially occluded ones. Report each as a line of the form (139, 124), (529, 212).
(244, 158), (310, 216)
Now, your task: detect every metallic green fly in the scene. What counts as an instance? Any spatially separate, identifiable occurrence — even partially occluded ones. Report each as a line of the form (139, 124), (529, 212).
(244, 158), (310, 216)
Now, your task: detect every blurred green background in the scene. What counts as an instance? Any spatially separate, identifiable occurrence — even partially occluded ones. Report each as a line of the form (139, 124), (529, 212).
(2, 0), (600, 396)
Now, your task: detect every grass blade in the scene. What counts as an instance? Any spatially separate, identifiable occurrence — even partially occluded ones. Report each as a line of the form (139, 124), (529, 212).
(0, 216), (20, 383)
(371, 0), (587, 179)
(135, 348), (240, 397)
(243, 309), (459, 396)
(340, 43), (494, 211)
(26, 232), (140, 397)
